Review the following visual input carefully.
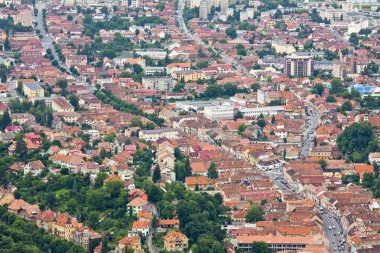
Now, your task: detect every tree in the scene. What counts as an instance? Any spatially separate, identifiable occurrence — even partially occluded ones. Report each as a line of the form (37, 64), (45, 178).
(67, 15), (73, 21)
(0, 110), (11, 131)
(246, 206), (264, 222)
(349, 33), (359, 46)
(207, 162), (218, 179)
(196, 61), (209, 69)
(362, 172), (374, 188)
(101, 235), (108, 253)
(237, 123), (248, 135)
(341, 101), (353, 111)
(337, 123), (378, 162)
(251, 83), (260, 92)
(87, 211), (99, 228)
(225, 27), (237, 39)
(132, 64), (144, 75)
(318, 159), (327, 169)
(14, 137), (28, 159)
(311, 83), (324, 96)
(257, 119), (266, 128)
(130, 117), (143, 128)
(271, 115), (275, 124)
(222, 83), (237, 97)
(251, 241), (269, 253)
(152, 165), (161, 183)
(99, 148), (107, 160)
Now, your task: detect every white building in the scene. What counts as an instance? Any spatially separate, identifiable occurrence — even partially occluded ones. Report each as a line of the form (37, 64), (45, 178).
(142, 77), (176, 92)
(139, 128), (179, 141)
(347, 19), (369, 35)
(135, 49), (167, 60)
(239, 106), (285, 118)
(204, 105), (235, 121)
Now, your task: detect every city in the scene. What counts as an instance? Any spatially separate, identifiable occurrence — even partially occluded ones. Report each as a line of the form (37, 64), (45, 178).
(0, 0), (379, 252)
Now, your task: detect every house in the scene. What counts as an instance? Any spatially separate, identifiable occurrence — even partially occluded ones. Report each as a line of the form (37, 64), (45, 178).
(8, 199), (40, 221)
(139, 128), (179, 141)
(163, 231), (188, 252)
(115, 235), (142, 253)
(35, 209), (56, 233)
(156, 219), (180, 232)
(127, 196), (148, 215)
(171, 70), (204, 82)
(185, 176), (208, 190)
(52, 214), (82, 241)
(24, 160), (45, 176)
(131, 221), (150, 236)
(354, 164), (374, 179)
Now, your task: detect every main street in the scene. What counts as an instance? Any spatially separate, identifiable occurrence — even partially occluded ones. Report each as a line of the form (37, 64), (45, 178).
(35, 2), (69, 72)
(175, 1), (347, 251)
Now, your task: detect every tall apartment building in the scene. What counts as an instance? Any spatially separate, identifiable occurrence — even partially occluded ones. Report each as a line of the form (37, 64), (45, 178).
(284, 55), (314, 77)
(220, 0), (228, 12)
(142, 77), (176, 92)
(199, 0), (209, 20)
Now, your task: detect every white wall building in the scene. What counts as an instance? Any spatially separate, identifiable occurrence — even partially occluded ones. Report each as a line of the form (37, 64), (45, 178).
(139, 128), (179, 141)
(239, 106), (285, 118)
(204, 105), (235, 121)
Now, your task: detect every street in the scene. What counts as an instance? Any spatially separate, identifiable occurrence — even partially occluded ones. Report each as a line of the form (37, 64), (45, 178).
(35, 2), (69, 71)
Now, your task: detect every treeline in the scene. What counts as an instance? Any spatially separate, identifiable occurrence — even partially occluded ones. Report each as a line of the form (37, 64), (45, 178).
(94, 89), (165, 127)
(0, 206), (85, 253)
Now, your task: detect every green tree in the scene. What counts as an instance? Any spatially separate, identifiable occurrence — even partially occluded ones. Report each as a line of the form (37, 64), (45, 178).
(14, 137), (28, 159)
(311, 83), (324, 96)
(246, 205), (264, 222)
(318, 159), (327, 169)
(225, 27), (237, 39)
(152, 165), (161, 183)
(207, 162), (218, 179)
(362, 172), (374, 188)
(0, 110), (11, 131)
(251, 241), (269, 253)
(237, 123), (248, 135)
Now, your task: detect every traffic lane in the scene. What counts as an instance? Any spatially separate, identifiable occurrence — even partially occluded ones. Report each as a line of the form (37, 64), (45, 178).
(321, 214), (346, 252)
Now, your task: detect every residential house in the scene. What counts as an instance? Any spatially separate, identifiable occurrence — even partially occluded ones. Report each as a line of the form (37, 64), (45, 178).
(163, 231), (189, 252)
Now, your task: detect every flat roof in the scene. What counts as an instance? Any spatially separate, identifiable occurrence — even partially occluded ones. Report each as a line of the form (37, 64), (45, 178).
(23, 82), (43, 90)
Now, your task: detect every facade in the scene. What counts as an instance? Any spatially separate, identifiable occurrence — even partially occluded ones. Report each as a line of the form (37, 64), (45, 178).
(51, 98), (75, 113)
(139, 128), (179, 141)
(199, 0), (209, 20)
(272, 41), (296, 54)
(204, 105), (235, 121)
(171, 70), (204, 82)
(23, 82), (44, 98)
(220, 0), (229, 12)
(142, 77), (176, 92)
(163, 231), (189, 252)
(239, 106), (285, 118)
(284, 55), (314, 77)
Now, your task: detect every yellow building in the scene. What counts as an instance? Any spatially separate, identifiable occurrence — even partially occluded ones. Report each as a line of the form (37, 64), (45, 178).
(171, 70), (204, 82)
(22, 82), (44, 98)
(164, 231), (188, 252)
(52, 214), (81, 241)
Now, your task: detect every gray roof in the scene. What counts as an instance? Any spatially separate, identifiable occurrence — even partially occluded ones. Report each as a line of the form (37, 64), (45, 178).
(23, 82), (43, 90)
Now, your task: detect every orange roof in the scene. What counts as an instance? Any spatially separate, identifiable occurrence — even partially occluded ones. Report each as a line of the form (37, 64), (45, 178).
(185, 176), (208, 185)
(132, 221), (150, 229)
(354, 164), (374, 177)
(158, 219), (179, 226)
(236, 235), (314, 244)
(164, 231), (188, 240)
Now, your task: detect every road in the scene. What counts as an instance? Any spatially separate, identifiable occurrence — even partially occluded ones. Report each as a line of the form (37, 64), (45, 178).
(300, 107), (319, 157)
(321, 211), (347, 252)
(146, 205), (158, 253)
(176, 0), (249, 75)
(35, 2), (69, 72)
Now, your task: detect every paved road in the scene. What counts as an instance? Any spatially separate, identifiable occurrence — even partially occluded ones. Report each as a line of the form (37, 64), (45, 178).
(35, 2), (69, 72)
(146, 204), (158, 253)
(176, 0), (249, 75)
(321, 211), (348, 252)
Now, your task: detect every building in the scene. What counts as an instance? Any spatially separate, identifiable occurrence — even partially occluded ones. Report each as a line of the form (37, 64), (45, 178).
(115, 235), (142, 253)
(142, 77), (176, 92)
(145, 66), (166, 76)
(127, 197), (148, 215)
(272, 41), (296, 54)
(284, 55), (314, 77)
(156, 219), (180, 232)
(164, 231), (189, 252)
(199, 0), (209, 20)
(139, 128), (179, 141)
(239, 106), (285, 118)
(236, 235), (323, 252)
(23, 82), (44, 98)
(171, 70), (204, 82)
(135, 49), (167, 60)
(204, 105), (235, 121)
(220, 0), (229, 12)
(185, 176), (208, 190)
(51, 98), (75, 113)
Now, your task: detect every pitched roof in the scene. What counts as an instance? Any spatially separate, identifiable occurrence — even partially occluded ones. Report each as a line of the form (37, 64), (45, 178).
(127, 196), (148, 207)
